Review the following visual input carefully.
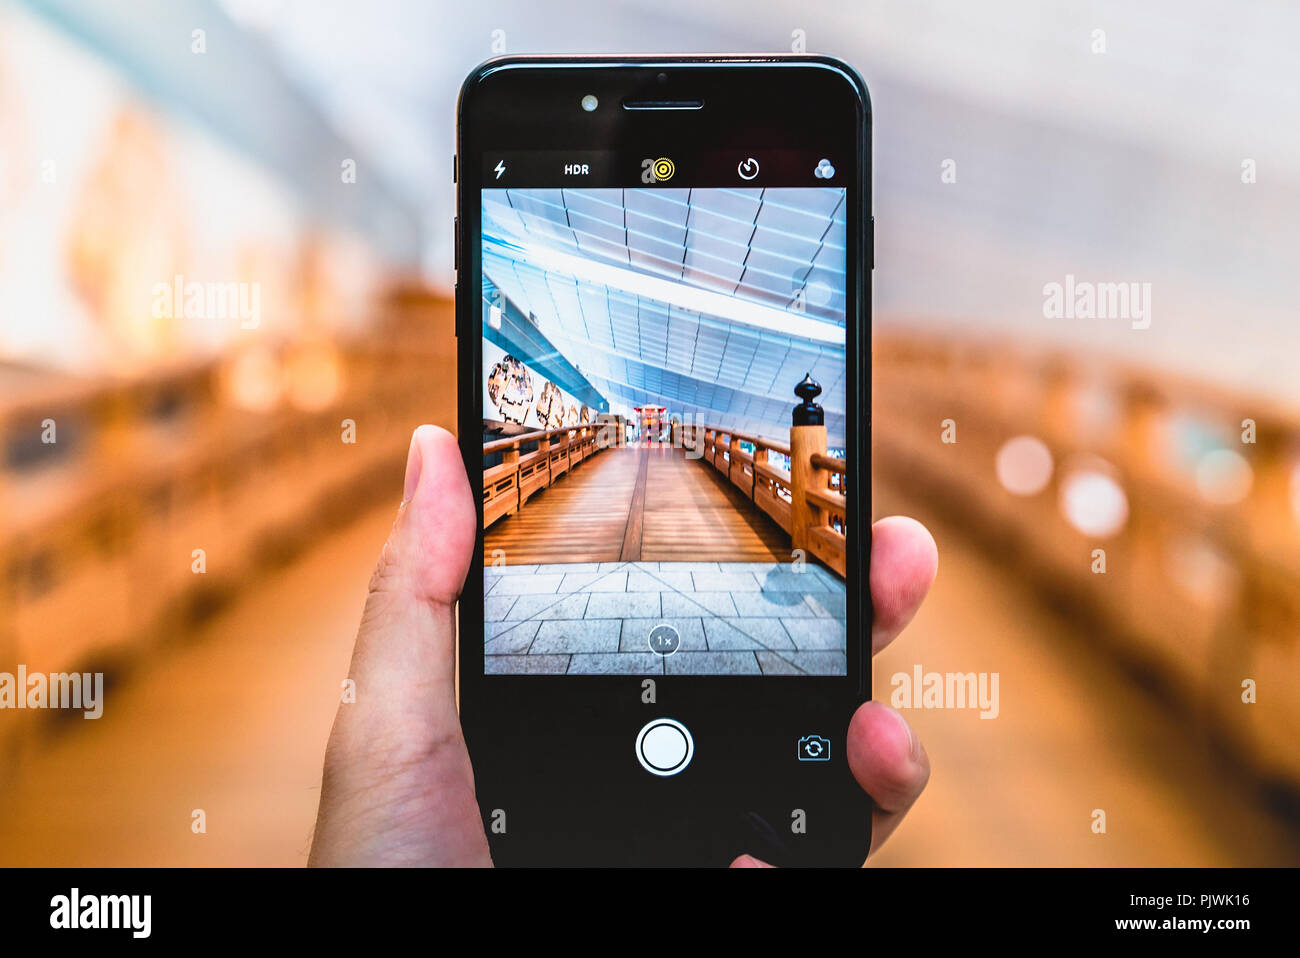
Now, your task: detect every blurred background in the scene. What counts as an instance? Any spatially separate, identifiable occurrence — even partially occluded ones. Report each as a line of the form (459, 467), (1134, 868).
(1, 0), (1297, 865)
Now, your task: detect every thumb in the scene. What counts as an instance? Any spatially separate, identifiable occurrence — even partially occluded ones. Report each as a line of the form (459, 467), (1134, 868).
(310, 425), (487, 866)
(383, 422), (476, 608)
(349, 424), (476, 739)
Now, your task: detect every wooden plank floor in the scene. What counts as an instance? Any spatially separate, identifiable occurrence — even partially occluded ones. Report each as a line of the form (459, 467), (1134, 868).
(485, 445), (641, 565)
(484, 443), (790, 565)
(640, 444), (789, 563)
(0, 502), (385, 866)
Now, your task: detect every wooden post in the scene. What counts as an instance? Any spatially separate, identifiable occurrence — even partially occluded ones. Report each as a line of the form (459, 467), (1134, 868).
(789, 374), (828, 555)
(1115, 377), (1164, 639)
(729, 432), (741, 485)
(1119, 378), (1163, 480)
(501, 444), (520, 516)
(1040, 356), (1074, 442)
(538, 434), (551, 487)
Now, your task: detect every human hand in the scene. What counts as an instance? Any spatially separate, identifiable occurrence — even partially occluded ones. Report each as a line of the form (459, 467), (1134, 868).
(309, 425), (936, 867)
(731, 514), (936, 866)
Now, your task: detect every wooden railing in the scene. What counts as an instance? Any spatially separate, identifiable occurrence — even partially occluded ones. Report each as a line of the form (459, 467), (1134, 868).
(482, 422), (618, 528)
(0, 290), (456, 697)
(808, 451), (849, 551)
(873, 328), (1300, 791)
(676, 422), (846, 577)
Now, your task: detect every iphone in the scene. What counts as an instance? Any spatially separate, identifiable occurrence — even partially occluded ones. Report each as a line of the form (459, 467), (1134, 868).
(455, 55), (871, 865)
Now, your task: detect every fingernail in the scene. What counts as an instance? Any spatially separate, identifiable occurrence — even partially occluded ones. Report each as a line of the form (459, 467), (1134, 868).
(878, 701), (920, 763)
(900, 711), (921, 763)
(402, 429), (424, 505)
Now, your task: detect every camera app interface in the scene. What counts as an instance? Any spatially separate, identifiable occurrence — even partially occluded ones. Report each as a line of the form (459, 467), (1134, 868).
(480, 182), (847, 676)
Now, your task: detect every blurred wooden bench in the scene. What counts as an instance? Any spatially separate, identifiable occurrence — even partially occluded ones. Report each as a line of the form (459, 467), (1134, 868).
(0, 290), (456, 752)
(873, 328), (1300, 792)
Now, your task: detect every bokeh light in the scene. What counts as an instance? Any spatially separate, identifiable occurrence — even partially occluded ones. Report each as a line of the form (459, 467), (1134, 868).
(222, 345), (283, 412)
(1059, 464), (1129, 537)
(283, 340), (343, 411)
(995, 435), (1054, 496)
(1195, 449), (1253, 505)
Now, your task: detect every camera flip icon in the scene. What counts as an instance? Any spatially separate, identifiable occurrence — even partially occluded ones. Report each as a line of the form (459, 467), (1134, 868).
(797, 734), (831, 762)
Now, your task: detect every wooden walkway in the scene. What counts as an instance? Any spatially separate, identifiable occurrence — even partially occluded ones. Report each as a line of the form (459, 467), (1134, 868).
(484, 443), (790, 566)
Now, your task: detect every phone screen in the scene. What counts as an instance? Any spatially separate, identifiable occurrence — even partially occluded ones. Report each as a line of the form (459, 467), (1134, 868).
(479, 173), (848, 677)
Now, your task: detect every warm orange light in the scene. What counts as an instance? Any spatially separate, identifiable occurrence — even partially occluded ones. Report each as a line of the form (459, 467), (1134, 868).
(995, 435), (1054, 496)
(283, 340), (343, 411)
(222, 345), (282, 411)
(1194, 449), (1253, 505)
(1059, 464), (1129, 537)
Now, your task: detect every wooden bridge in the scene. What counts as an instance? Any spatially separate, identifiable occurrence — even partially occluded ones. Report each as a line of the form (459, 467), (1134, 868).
(480, 414), (848, 577)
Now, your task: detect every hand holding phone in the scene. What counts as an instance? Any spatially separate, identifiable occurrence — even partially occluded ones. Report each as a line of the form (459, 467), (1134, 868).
(310, 55), (934, 868)
(308, 425), (935, 866)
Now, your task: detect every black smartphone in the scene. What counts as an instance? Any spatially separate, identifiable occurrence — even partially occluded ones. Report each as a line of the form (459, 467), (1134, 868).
(455, 55), (871, 866)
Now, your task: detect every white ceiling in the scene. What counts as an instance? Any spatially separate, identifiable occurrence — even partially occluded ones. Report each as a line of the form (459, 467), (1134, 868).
(217, 0), (1300, 402)
(483, 186), (847, 442)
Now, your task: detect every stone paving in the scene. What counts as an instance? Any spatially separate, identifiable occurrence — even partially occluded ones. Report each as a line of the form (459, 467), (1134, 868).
(483, 561), (846, 675)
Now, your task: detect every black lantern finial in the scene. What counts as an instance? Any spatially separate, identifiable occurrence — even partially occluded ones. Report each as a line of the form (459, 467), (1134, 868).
(792, 372), (824, 426)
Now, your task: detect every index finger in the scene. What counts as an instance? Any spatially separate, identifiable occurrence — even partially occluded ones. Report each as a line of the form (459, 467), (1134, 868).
(869, 516), (938, 655)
